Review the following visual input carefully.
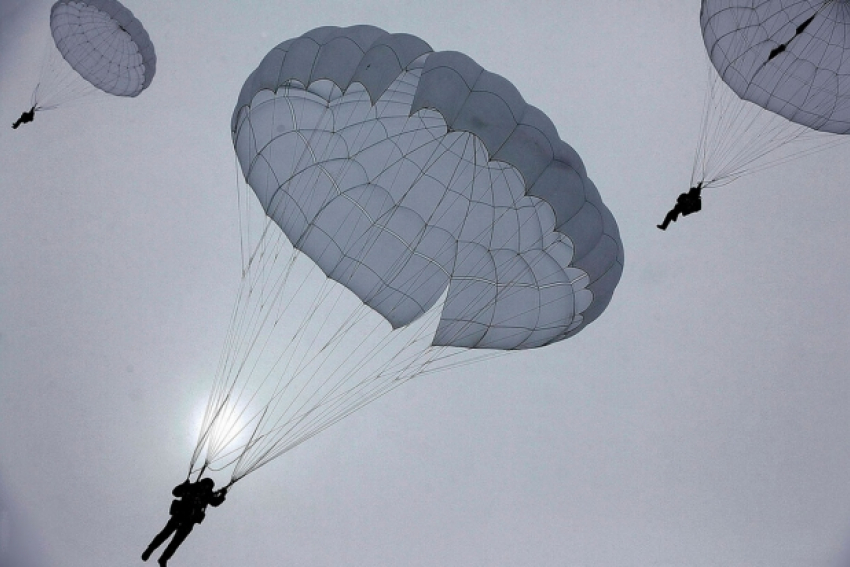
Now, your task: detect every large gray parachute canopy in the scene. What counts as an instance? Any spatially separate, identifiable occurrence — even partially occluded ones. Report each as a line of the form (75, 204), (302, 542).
(232, 25), (623, 350)
(701, 0), (850, 134)
(50, 0), (156, 97)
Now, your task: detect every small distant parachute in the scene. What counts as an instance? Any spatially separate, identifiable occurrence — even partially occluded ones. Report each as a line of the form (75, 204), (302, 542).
(189, 25), (623, 486)
(15, 0), (156, 126)
(692, 0), (850, 188)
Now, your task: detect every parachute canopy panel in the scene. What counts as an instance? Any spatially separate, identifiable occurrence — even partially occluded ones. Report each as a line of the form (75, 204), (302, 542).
(701, 0), (850, 134)
(50, 0), (156, 97)
(232, 25), (623, 350)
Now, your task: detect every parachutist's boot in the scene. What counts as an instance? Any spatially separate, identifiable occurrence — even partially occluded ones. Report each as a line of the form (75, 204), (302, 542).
(141, 546), (154, 561)
(157, 557), (168, 567)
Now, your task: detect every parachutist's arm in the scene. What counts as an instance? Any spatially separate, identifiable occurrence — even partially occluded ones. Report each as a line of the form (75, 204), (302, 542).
(210, 490), (227, 506)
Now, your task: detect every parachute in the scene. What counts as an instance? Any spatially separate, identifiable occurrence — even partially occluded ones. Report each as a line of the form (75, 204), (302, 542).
(27, 0), (156, 114)
(692, 0), (850, 187)
(190, 25), (623, 485)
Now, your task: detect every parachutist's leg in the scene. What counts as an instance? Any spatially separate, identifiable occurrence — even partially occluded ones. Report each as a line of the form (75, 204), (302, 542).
(158, 524), (193, 565)
(12, 109), (34, 129)
(657, 209), (678, 230)
(142, 518), (180, 561)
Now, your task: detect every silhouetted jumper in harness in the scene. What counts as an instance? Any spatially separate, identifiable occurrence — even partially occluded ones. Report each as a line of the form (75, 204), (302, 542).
(142, 478), (228, 566)
(657, 183), (702, 230)
(12, 107), (36, 129)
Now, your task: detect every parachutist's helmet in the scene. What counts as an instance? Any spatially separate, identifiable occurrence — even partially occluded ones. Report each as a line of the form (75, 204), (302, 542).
(199, 478), (215, 490)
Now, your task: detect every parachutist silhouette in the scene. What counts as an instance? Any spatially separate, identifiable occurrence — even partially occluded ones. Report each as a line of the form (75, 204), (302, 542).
(142, 478), (228, 566)
(657, 183), (702, 230)
(12, 107), (35, 129)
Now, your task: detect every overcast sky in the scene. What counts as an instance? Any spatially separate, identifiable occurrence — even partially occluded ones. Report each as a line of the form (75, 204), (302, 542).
(3, 1), (850, 566)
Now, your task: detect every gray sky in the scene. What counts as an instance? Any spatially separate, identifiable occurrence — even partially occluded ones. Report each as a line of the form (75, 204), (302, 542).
(2, 1), (850, 566)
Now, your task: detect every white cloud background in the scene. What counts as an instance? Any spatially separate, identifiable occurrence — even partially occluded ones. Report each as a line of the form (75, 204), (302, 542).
(2, 1), (850, 566)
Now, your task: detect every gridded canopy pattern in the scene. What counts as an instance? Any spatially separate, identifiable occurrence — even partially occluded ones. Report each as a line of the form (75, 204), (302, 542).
(232, 25), (623, 350)
(50, 0), (156, 97)
(702, 0), (850, 134)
